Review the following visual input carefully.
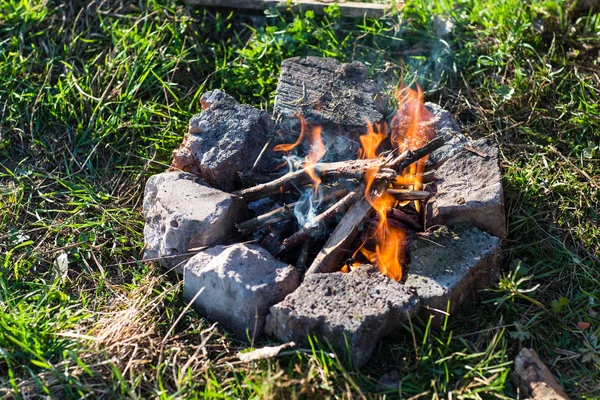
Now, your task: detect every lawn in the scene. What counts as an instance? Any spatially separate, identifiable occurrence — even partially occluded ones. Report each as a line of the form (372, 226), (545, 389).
(0, 0), (599, 398)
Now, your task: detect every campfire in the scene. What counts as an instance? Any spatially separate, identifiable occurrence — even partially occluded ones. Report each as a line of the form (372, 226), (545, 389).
(143, 56), (505, 366)
(233, 85), (442, 283)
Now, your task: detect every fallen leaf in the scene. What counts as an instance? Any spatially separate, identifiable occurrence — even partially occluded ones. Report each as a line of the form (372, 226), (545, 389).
(238, 342), (295, 362)
(52, 250), (69, 283)
(578, 321), (591, 331)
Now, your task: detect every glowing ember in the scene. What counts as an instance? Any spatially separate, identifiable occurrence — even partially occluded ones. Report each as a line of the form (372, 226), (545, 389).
(354, 84), (434, 282)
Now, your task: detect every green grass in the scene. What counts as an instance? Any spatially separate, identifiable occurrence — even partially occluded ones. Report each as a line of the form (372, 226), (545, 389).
(0, 0), (599, 398)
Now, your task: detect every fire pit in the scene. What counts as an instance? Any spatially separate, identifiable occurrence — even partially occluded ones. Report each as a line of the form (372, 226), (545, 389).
(142, 57), (505, 366)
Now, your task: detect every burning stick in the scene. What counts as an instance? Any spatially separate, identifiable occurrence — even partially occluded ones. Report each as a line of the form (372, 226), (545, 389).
(233, 158), (390, 202)
(387, 189), (430, 201)
(306, 136), (445, 275)
(273, 186), (363, 256)
(236, 186), (350, 236)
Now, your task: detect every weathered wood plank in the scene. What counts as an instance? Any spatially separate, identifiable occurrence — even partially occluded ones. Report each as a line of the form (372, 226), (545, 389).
(184, 0), (397, 18)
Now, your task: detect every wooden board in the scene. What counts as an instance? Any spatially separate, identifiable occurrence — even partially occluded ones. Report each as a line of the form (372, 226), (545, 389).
(184, 0), (398, 18)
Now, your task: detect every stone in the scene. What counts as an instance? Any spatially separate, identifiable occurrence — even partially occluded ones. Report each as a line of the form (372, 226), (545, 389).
(406, 225), (501, 322)
(183, 243), (300, 341)
(425, 138), (506, 239)
(375, 370), (401, 393)
(143, 171), (246, 270)
(424, 102), (467, 168)
(170, 90), (273, 191)
(270, 57), (386, 165)
(265, 265), (419, 367)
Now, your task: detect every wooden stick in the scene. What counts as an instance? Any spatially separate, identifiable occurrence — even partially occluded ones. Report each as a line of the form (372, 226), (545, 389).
(184, 0), (397, 18)
(250, 137), (274, 174)
(234, 158), (388, 202)
(306, 136), (445, 275)
(236, 186), (350, 236)
(387, 189), (430, 200)
(305, 190), (371, 275)
(515, 348), (570, 400)
(273, 186), (362, 255)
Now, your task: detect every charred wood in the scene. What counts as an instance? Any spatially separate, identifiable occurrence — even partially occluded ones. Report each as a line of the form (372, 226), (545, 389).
(273, 186), (362, 256)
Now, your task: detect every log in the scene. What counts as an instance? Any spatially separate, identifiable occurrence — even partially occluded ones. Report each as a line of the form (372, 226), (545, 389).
(236, 186), (350, 236)
(184, 0), (397, 19)
(273, 186), (362, 255)
(306, 136), (445, 275)
(515, 348), (570, 400)
(234, 158), (388, 202)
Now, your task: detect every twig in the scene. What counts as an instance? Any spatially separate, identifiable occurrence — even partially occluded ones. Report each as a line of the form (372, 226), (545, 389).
(273, 186), (362, 255)
(387, 189), (430, 200)
(250, 137), (274, 173)
(236, 186), (350, 236)
(234, 158), (389, 202)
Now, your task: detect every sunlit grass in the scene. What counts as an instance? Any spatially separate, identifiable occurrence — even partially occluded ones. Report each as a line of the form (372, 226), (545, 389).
(0, 0), (598, 397)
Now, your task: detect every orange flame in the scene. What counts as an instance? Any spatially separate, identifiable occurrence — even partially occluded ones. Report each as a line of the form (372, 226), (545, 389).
(274, 114), (326, 191)
(391, 85), (434, 211)
(354, 84), (433, 282)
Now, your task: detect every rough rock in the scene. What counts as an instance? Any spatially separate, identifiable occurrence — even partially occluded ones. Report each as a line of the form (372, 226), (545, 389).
(265, 265), (419, 367)
(425, 138), (506, 239)
(143, 171), (246, 270)
(170, 90), (273, 191)
(270, 57), (386, 165)
(376, 370), (401, 393)
(406, 225), (501, 323)
(183, 243), (300, 341)
(425, 102), (467, 168)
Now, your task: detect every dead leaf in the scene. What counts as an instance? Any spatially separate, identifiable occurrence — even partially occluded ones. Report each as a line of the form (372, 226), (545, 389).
(52, 250), (69, 283)
(238, 342), (295, 362)
(578, 321), (591, 331)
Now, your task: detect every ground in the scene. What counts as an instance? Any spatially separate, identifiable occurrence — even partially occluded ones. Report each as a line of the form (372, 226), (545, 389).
(0, 0), (599, 398)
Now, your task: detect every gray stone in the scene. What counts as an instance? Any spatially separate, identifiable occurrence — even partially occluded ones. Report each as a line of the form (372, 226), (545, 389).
(265, 265), (419, 367)
(376, 370), (401, 393)
(406, 225), (501, 322)
(424, 102), (467, 168)
(171, 90), (273, 191)
(143, 171), (246, 270)
(270, 57), (386, 165)
(183, 243), (300, 341)
(425, 138), (506, 239)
